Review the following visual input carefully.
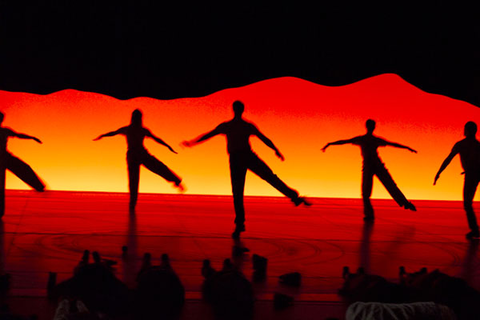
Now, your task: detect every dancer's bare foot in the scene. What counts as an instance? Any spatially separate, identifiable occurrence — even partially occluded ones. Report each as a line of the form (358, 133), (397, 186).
(175, 182), (186, 193)
(404, 202), (416, 211)
(293, 197), (312, 207)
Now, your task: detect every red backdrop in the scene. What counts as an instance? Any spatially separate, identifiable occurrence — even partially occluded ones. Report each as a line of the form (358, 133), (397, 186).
(0, 74), (478, 200)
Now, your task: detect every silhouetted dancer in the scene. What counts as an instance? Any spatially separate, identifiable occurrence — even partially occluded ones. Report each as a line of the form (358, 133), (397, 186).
(183, 101), (310, 239)
(0, 112), (45, 218)
(322, 119), (417, 221)
(94, 109), (184, 212)
(434, 121), (480, 239)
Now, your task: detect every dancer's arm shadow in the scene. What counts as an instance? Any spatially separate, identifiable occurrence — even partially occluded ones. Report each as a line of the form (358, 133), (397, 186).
(434, 147), (458, 185)
(93, 127), (126, 141)
(9, 129), (42, 144)
(253, 126), (284, 161)
(383, 140), (417, 153)
(321, 138), (356, 152)
(146, 130), (177, 154)
(182, 125), (223, 148)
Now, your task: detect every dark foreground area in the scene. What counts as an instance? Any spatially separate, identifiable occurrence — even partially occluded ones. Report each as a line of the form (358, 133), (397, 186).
(1, 191), (479, 319)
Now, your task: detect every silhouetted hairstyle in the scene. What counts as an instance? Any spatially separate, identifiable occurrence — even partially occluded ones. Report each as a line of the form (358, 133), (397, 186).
(366, 119), (376, 133)
(131, 109), (143, 126)
(233, 101), (244, 116)
(465, 121), (477, 137)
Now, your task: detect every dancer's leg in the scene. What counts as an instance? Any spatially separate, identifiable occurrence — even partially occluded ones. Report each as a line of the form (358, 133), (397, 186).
(127, 152), (140, 211)
(362, 167), (374, 219)
(141, 152), (182, 186)
(247, 153), (299, 200)
(229, 153), (247, 229)
(6, 154), (44, 191)
(0, 163), (5, 217)
(464, 173), (480, 235)
(375, 164), (411, 208)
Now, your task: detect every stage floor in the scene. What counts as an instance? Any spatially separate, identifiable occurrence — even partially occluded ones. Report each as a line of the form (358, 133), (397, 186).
(1, 190), (479, 316)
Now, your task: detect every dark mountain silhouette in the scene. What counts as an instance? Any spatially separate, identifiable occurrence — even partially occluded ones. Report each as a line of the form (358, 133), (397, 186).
(0, 2), (479, 106)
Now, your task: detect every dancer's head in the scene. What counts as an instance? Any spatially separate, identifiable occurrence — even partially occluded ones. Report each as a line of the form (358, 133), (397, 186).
(0, 112), (4, 125)
(131, 109), (143, 126)
(464, 121), (477, 137)
(366, 119), (376, 133)
(233, 101), (244, 118)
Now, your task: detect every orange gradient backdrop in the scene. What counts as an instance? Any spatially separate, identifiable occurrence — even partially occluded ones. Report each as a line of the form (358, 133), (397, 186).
(0, 74), (478, 200)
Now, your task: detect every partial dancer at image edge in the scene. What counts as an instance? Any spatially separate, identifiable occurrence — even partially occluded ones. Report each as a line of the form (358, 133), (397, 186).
(434, 121), (480, 240)
(0, 111), (45, 218)
(183, 100), (311, 239)
(322, 119), (417, 221)
(94, 109), (184, 213)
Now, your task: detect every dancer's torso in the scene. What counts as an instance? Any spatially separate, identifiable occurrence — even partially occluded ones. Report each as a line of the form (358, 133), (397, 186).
(352, 134), (387, 167)
(218, 120), (257, 155)
(125, 125), (149, 153)
(454, 138), (480, 174)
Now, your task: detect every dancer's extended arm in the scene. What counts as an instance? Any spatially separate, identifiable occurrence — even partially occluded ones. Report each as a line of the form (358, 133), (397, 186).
(93, 127), (126, 141)
(321, 138), (355, 152)
(147, 130), (177, 154)
(385, 140), (417, 153)
(254, 128), (285, 161)
(182, 125), (223, 147)
(434, 147), (458, 185)
(11, 130), (42, 144)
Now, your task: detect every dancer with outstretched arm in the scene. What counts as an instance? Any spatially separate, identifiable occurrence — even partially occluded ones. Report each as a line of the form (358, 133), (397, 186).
(434, 121), (480, 240)
(322, 119), (417, 221)
(183, 101), (311, 239)
(0, 111), (45, 217)
(94, 109), (184, 212)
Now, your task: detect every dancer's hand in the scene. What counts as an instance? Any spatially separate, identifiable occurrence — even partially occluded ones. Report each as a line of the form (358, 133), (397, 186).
(169, 147), (178, 154)
(433, 173), (440, 185)
(408, 147), (417, 153)
(33, 137), (42, 144)
(182, 140), (194, 148)
(275, 150), (285, 161)
(321, 144), (329, 152)
(93, 136), (102, 141)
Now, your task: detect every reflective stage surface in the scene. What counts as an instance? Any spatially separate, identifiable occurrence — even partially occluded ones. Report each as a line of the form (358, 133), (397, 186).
(1, 191), (479, 318)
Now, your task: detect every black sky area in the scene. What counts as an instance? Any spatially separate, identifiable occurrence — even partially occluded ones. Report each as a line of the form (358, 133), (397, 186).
(1, 2), (479, 106)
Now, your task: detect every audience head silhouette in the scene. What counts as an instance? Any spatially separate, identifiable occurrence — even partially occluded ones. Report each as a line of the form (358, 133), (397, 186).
(464, 121), (477, 137)
(233, 101), (244, 118)
(366, 119), (376, 134)
(131, 109), (143, 126)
